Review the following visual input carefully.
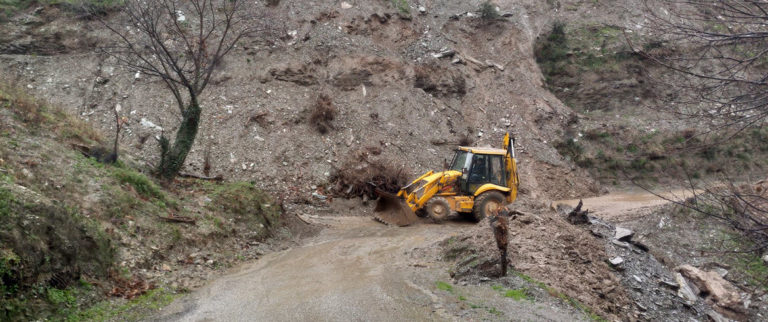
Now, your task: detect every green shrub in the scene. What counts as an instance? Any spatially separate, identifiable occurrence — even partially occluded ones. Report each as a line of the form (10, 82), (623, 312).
(537, 22), (568, 63)
(208, 182), (280, 228)
(479, 1), (500, 20)
(390, 0), (409, 16)
(111, 168), (166, 201)
(555, 138), (584, 161)
(503, 288), (530, 301)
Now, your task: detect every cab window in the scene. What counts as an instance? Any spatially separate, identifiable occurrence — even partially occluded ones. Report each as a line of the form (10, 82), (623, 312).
(489, 155), (504, 186)
(450, 151), (470, 171)
(468, 154), (488, 182)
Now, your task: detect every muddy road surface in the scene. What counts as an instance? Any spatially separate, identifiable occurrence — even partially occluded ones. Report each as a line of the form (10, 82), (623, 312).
(154, 216), (583, 322)
(554, 188), (696, 223)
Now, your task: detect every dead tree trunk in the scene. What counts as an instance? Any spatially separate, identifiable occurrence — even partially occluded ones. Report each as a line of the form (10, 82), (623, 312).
(490, 214), (510, 276)
(567, 199), (590, 225)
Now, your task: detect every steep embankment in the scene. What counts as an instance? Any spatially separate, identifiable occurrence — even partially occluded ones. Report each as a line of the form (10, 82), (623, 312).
(0, 0), (604, 205)
(0, 85), (298, 320)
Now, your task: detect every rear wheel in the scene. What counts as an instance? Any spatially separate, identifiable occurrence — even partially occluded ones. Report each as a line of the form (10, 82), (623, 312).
(425, 197), (452, 223)
(471, 191), (506, 222)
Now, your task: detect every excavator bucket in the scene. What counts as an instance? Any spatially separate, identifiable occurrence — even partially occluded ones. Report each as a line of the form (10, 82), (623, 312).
(373, 190), (419, 226)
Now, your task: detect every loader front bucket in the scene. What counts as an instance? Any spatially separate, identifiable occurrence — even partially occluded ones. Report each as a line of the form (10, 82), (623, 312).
(373, 190), (419, 226)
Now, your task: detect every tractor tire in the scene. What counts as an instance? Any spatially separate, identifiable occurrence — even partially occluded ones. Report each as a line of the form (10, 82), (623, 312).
(425, 197), (452, 223)
(471, 191), (506, 222)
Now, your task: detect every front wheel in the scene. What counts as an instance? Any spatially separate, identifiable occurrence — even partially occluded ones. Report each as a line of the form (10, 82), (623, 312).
(471, 191), (506, 222)
(425, 197), (452, 223)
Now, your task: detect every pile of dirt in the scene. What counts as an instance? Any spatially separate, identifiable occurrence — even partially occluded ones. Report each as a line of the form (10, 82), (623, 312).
(436, 206), (632, 320)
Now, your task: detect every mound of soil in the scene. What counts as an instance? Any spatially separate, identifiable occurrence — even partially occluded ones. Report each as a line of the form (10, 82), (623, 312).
(438, 206), (631, 320)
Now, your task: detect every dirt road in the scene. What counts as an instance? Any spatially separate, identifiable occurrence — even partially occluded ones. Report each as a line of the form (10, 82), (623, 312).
(553, 188), (695, 222)
(154, 216), (583, 321)
(153, 189), (695, 321)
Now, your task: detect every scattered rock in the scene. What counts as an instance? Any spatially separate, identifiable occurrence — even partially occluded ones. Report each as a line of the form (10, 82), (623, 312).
(614, 227), (634, 242)
(21, 168), (33, 179)
(611, 239), (630, 248)
(659, 279), (679, 290)
(311, 191), (327, 200)
(609, 256), (624, 266)
(432, 49), (456, 59)
(707, 310), (730, 322)
(712, 267), (728, 278)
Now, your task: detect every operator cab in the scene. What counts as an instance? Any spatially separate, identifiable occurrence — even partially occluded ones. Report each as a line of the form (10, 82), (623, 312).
(449, 147), (508, 194)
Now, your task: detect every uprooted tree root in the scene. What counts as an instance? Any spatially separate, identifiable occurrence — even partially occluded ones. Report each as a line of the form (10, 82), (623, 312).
(330, 148), (409, 199)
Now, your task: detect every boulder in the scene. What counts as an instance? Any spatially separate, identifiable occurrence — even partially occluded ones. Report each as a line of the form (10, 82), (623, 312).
(676, 265), (746, 319)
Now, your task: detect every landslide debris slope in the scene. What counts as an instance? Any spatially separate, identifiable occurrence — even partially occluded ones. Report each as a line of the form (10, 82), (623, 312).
(0, 0), (607, 205)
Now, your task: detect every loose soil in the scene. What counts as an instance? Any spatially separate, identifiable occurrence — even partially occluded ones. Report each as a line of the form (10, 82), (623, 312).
(155, 216), (585, 322)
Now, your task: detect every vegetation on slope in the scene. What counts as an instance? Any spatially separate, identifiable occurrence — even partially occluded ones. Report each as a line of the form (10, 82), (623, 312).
(0, 83), (283, 320)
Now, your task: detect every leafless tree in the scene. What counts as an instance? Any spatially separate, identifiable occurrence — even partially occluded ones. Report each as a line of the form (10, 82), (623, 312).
(624, 2), (768, 264)
(637, 1), (768, 140)
(98, 0), (269, 179)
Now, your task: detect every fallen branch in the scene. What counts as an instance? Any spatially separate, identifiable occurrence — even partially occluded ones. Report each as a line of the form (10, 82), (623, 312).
(158, 214), (197, 224)
(178, 172), (224, 181)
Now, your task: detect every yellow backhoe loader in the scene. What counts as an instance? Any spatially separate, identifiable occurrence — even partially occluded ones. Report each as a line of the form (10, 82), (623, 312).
(374, 133), (519, 226)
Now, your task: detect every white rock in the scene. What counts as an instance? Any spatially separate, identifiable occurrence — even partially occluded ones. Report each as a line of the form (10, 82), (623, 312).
(21, 168), (33, 179)
(140, 118), (163, 131)
(712, 267), (728, 278)
(418, 6), (426, 14)
(674, 272), (698, 305)
(762, 254), (768, 265)
(340, 1), (352, 9)
(609, 256), (624, 266)
(176, 10), (186, 22)
(614, 227), (634, 241)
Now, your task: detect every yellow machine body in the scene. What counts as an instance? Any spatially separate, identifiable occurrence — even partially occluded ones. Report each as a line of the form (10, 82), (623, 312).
(374, 133), (520, 225)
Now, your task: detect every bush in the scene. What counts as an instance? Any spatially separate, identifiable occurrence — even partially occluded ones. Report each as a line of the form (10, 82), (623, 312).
(390, 0), (409, 16)
(554, 138), (583, 161)
(208, 182), (280, 229)
(479, 1), (500, 20)
(308, 94), (336, 134)
(536, 22), (568, 63)
(111, 168), (166, 202)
